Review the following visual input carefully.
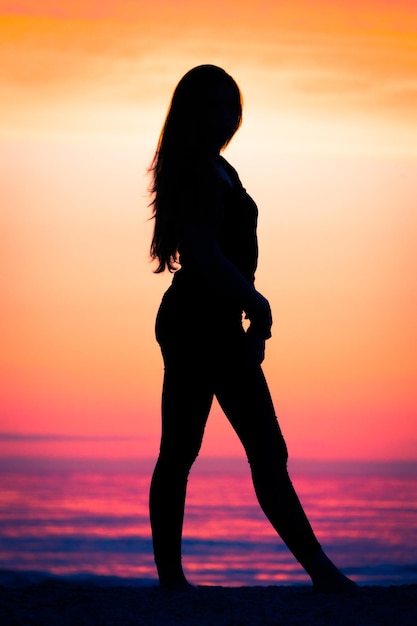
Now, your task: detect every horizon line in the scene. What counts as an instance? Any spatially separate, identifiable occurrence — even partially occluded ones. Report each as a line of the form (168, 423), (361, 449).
(0, 455), (416, 475)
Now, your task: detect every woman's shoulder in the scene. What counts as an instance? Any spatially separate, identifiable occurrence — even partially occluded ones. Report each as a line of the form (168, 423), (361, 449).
(218, 156), (243, 189)
(217, 156), (239, 178)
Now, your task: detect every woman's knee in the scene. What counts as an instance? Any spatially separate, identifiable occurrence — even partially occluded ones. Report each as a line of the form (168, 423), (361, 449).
(246, 429), (289, 473)
(157, 439), (201, 473)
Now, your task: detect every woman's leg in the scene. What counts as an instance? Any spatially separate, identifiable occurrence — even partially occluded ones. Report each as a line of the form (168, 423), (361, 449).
(214, 364), (320, 559)
(149, 365), (213, 588)
(214, 364), (357, 591)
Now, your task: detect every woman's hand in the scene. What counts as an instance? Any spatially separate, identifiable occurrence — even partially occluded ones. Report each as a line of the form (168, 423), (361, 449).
(245, 292), (272, 340)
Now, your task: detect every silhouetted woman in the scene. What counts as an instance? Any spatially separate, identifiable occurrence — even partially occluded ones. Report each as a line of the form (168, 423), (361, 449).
(149, 65), (357, 592)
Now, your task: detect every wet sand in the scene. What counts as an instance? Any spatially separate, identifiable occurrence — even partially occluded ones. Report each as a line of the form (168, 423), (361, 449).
(0, 574), (416, 626)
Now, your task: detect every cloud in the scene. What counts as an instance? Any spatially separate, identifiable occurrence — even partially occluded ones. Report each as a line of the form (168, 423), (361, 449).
(0, 1), (129, 20)
(0, 432), (140, 442)
(0, 2), (416, 134)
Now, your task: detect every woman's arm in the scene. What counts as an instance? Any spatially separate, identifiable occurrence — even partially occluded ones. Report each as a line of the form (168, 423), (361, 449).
(183, 217), (272, 339)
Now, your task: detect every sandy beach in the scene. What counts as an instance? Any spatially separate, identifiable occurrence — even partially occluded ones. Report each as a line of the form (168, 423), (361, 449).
(0, 573), (416, 626)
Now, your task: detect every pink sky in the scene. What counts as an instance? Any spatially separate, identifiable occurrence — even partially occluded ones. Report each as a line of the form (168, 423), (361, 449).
(1, 1), (416, 461)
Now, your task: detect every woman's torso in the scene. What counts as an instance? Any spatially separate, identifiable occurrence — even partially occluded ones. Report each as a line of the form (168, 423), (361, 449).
(172, 157), (258, 304)
(156, 158), (258, 361)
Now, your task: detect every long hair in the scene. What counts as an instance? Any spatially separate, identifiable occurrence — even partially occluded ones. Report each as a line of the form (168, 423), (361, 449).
(149, 65), (243, 273)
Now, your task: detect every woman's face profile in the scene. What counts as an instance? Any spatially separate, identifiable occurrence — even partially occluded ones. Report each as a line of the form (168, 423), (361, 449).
(204, 81), (240, 151)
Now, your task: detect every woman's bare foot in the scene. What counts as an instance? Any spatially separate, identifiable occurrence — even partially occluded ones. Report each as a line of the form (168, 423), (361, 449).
(301, 548), (359, 594)
(159, 579), (195, 592)
(313, 572), (359, 594)
(156, 562), (195, 591)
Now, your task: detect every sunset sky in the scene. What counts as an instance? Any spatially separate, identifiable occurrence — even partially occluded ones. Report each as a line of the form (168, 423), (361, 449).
(1, 0), (416, 462)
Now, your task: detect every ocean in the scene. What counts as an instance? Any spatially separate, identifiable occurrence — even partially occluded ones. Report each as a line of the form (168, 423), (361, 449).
(0, 456), (416, 587)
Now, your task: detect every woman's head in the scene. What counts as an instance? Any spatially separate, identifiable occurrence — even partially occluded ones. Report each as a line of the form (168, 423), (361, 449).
(160, 65), (242, 155)
(150, 66), (242, 273)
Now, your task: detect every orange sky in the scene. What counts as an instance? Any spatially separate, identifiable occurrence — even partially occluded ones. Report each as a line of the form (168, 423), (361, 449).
(1, 1), (416, 461)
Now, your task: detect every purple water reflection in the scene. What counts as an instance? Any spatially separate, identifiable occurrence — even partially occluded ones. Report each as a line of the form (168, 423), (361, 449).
(0, 457), (416, 586)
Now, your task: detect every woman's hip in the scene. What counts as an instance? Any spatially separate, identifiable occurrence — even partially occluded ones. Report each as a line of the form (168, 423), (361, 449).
(155, 286), (245, 366)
